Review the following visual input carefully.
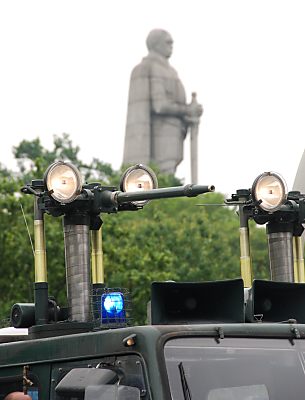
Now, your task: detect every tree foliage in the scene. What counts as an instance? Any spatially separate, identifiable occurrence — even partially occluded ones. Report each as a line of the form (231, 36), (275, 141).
(0, 134), (270, 325)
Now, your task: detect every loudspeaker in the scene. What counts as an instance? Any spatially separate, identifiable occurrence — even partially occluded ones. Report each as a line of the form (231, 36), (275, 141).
(151, 279), (244, 325)
(246, 279), (305, 323)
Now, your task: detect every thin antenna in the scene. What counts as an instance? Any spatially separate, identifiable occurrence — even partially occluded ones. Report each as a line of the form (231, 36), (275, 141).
(19, 202), (35, 257)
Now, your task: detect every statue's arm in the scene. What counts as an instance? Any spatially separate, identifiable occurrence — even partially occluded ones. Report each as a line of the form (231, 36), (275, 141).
(150, 77), (203, 121)
(150, 77), (187, 117)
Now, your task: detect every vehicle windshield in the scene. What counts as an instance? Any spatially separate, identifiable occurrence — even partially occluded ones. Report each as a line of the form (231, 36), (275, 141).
(164, 337), (305, 400)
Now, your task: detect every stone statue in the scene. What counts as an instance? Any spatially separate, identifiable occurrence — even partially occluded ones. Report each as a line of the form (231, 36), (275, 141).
(293, 149), (305, 193)
(123, 29), (203, 175)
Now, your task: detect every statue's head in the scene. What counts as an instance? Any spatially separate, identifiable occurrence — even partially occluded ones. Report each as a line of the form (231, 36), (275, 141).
(146, 29), (173, 59)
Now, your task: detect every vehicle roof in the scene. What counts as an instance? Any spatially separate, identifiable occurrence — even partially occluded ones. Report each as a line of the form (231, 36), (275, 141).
(0, 322), (304, 368)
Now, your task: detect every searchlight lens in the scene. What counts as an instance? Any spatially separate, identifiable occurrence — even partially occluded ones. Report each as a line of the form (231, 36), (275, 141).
(101, 292), (126, 323)
(252, 172), (287, 212)
(44, 161), (82, 203)
(120, 164), (158, 206)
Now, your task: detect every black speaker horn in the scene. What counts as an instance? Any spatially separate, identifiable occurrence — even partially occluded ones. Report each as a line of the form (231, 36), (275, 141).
(151, 279), (244, 325)
(246, 279), (305, 323)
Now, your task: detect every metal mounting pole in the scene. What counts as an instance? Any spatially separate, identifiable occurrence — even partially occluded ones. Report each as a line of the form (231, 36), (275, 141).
(91, 227), (104, 284)
(34, 196), (48, 325)
(64, 214), (91, 322)
(238, 199), (252, 287)
(267, 222), (294, 282)
(294, 236), (305, 283)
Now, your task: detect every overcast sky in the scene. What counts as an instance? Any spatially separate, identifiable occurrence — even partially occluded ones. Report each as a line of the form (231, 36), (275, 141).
(0, 0), (304, 195)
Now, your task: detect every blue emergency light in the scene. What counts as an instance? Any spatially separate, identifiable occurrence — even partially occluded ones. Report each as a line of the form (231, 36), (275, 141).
(101, 292), (126, 323)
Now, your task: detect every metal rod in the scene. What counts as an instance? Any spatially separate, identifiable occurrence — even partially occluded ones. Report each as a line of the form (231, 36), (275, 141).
(34, 197), (47, 282)
(238, 197), (252, 287)
(293, 237), (299, 283)
(239, 227), (252, 287)
(296, 236), (305, 283)
(117, 184), (215, 203)
(91, 228), (104, 284)
(34, 196), (48, 325)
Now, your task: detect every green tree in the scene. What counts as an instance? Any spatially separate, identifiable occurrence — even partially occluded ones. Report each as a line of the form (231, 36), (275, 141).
(0, 174), (34, 321)
(13, 133), (116, 183)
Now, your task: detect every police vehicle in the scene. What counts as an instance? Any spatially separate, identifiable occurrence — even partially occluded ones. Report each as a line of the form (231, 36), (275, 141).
(0, 163), (305, 400)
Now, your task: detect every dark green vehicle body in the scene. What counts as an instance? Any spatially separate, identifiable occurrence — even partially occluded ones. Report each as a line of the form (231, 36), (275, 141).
(1, 322), (305, 399)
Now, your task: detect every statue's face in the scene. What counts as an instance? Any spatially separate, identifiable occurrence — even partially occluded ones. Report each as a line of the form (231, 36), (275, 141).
(154, 32), (173, 59)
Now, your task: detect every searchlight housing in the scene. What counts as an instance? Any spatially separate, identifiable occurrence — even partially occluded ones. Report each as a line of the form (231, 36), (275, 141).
(44, 161), (82, 203)
(251, 172), (287, 212)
